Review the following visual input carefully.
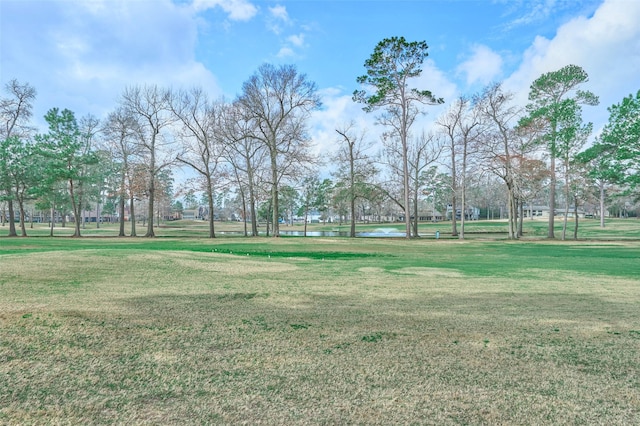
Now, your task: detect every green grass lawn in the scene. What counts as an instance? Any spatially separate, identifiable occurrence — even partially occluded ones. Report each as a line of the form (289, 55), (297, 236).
(1, 228), (640, 424)
(7, 216), (640, 240)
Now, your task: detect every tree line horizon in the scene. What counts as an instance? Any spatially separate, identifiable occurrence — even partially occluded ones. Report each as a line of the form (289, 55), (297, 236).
(2, 37), (639, 240)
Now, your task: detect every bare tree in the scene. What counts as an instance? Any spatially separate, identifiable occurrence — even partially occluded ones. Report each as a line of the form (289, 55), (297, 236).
(511, 124), (548, 236)
(220, 101), (268, 236)
(475, 83), (522, 240)
(0, 80), (35, 139)
(333, 121), (377, 237)
(376, 132), (442, 236)
(0, 79), (36, 236)
(77, 114), (102, 230)
(373, 146), (405, 222)
(409, 132), (444, 237)
(437, 104), (461, 237)
(101, 107), (141, 236)
(120, 85), (177, 237)
(238, 64), (321, 237)
(170, 87), (225, 238)
(437, 97), (481, 238)
(448, 98), (481, 239)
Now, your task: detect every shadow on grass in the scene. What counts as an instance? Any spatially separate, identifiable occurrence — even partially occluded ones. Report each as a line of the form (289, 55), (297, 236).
(4, 289), (639, 424)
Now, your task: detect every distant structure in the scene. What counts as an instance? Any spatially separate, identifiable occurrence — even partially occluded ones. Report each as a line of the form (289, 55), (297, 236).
(446, 204), (480, 221)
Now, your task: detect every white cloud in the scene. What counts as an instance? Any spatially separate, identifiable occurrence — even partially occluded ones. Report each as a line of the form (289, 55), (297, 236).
(288, 34), (305, 47)
(456, 44), (504, 86)
(267, 8), (307, 58)
(192, 0), (258, 21)
(309, 88), (376, 160)
(274, 34), (306, 59)
(504, 0), (640, 125)
(267, 4), (290, 34)
(503, 0), (558, 29)
(269, 5), (289, 22)
(500, 0), (600, 31)
(0, 0), (223, 123)
(276, 47), (295, 58)
(417, 59), (459, 110)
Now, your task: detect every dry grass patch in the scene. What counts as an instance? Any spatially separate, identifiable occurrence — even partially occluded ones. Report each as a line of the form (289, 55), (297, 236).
(358, 266), (385, 273)
(391, 267), (464, 278)
(1, 240), (640, 424)
(163, 251), (299, 275)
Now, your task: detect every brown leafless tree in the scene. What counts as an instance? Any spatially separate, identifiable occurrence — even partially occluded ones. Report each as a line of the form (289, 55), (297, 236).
(101, 107), (142, 236)
(170, 87), (225, 238)
(333, 121), (377, 237)
(220, 101), (269, 236)
(475, 83), (522, 239)
(0, 79), (36, 236)
(237, 64), (320, 237)
(120, 85), (177, 237)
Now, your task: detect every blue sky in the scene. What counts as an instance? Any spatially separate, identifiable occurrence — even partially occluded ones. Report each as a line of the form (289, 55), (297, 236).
(2, 0), (639, 156)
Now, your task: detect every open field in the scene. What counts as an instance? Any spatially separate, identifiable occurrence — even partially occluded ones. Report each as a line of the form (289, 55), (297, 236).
(5, 216), (640, 239)
(1, 227), (640, 424)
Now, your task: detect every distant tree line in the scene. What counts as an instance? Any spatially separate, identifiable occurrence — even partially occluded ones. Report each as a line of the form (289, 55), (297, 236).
(2, 38), (639, 239)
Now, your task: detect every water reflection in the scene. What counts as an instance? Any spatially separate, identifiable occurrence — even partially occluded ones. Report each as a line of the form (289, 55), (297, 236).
(216, 228), (408, 237)
(279, 229), (406, 238)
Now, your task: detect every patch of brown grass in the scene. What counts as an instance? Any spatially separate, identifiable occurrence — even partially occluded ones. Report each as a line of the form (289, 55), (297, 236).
(1, 245), (640, 424)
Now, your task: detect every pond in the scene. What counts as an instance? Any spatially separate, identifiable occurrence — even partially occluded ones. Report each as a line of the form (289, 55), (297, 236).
(214, 227), (443, 238)
(217, 227), (408, 238)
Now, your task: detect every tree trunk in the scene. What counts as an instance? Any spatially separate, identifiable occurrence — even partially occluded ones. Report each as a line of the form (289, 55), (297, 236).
(119, 195), (126, 237)
(518, 200), (524, 237)
(130, 195), (137, 237)
(245, 158), (258, 237)
(146, 185), (155, 237)
(249, 196), (257, 237)
(599, 181), (605, 228)
(548, 153), (556, 239)
(561, 200), (569, 241)
(349, 142), (357, 238)
(451, 194), (458, 237)
(270, 149), (279, 237)
(239, 188), (248, 237)
(17, 196), (27, 237)
(50, 205), (55, 237)
(206, 176), (216, 238)
(460, 141), (470, 240)
(350, 196), (356, 238)
(573, 197), (579, 240)
(398, 101), (411, 239)
(265, 214), (270, 237)
(412, 192), (419, 238)
(459, 182), (465, 240)
(507, 185), (517, 239)
(561, 165), (569, 241)
(146, 147), (156, 237)
(119, 170), (127, 236)
(7, 199), (17, 237)
(69, 178), (82, 237)
(96, 199), (101, 229)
